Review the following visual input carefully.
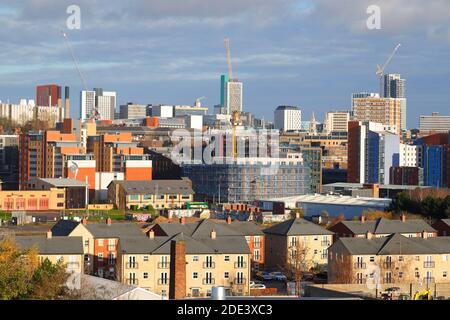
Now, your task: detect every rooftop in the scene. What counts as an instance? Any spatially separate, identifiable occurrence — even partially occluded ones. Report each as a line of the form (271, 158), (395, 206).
(33, 177), (88, 187)
(259, 194), (392, 207)
(333, 217), (436, 235)
(111, 179), (193, 195)
(263, 218), (333, 236)
(14, 236), (84, 255)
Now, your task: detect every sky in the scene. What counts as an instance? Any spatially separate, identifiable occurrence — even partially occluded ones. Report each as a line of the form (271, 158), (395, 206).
(0, 0), (449, 128)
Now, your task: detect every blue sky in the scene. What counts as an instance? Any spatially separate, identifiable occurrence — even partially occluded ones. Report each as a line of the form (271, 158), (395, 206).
(0, 0), (449, 127)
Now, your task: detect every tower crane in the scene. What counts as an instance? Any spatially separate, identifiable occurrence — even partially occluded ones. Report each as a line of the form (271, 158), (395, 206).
(195, 96), (206, 107)
(61, 30), (100, 120)
(376, 43), (401, 96)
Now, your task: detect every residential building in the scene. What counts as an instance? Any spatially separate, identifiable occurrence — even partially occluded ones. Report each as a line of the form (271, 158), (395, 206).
(399, 144), (420, 167)
(148, 217), (265, 270)
(329, 215), (437, 240)
(432, 219), (450, 237)
(301, 147), (322, 193)
(389, 167), (424, 186)
(274, 106), (302, 132)
(152, 105), (174, 118)
(0, 188), (66, 211)
(51, 218), (145, 278)
(383, 74), (407, 131)
(324, 111), (350, 133)
(225, 80), (243, 115)
(107, 179), (194, 211)
(95, 88), (116, 121)
(14, 234), (84, 275)
(419, 113), (450, 134)
(351, 93), (404, 135)
(263, 217), (334, 271)
(80, 90), (96, 121)
(36, 84), (60, 107)
(328, 233), (450, 285)
(117, 232), (251, 297)
(347, 121), (400, 184)
(0, 100), (62, 125)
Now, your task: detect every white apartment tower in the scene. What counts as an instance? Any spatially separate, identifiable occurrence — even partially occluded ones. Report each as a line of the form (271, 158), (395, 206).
(225, 80), (243, 115)
(274, 106), (302, 132)
(325, 111), (350, 133)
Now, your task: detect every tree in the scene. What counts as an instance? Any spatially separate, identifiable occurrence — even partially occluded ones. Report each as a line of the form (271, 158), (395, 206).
(29, 258), (69, 300)
(290, 208), (304, 219)
(328, 253), (354, 284)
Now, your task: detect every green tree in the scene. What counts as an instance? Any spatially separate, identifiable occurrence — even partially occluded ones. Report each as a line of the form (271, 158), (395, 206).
(29, 258), (69, 300)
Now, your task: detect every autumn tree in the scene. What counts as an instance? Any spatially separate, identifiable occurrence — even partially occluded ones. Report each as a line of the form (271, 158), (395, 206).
(29, 259), (69, 300)
(328, 253), (354, 284)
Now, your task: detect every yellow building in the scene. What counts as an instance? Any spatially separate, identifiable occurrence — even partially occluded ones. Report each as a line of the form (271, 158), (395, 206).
(0, 188), (66, 211)
(352, 96), (404, 135)
(14, 234), (84, 275)
(328, 233), (450, 285)
(263, 217), (334, 272)
(117, 231), (251, 298)
(108, 179), (194, 211)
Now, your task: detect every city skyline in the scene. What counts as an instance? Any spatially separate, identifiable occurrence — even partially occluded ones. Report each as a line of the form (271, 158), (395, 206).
(0, 1), (450, 127)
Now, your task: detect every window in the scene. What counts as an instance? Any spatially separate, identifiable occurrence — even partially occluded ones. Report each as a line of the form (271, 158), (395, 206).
(129, 195), (139, 201)
(98, 253), (104, 261)
(193, 272), (198, 279)
(415, 256), (420, 261)
(98, 239), (104, 246)
(399, 272), (403, 278)
(143, 272), (149, 279)
(370, 256), (375, 263)
(224, 272), (229, 279)
(143, 195), (151, 200)
(84, 254), (89, 262)
(224, 256), (230, 262)
(313, 236), (318, 241)
(254, 249), (260, 261)
(443, 271), (448, 278)
(143, 255), (149, 262)
(159, 272), (169, 285)
(443, 255), (448, 262)
(84, 240), (89, 247)
(398, 256), (404, 262)
(193, 256), (199, 262)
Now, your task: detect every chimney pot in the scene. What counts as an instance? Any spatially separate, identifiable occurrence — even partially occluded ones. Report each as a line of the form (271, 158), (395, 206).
(226, 215), (232, 224)
(149, 230), (155, 239)
(46, 230), (52, 239)
(366, 231), (372, 239)
(180, 217), (186, 225)
(360, 215), (366, 223)
(400, 214), (406, 222)
(106, 217), (112, 225)
(81, 217), (87, 225)
(211, 229), (216, 239)
(422, 230), (428, 239)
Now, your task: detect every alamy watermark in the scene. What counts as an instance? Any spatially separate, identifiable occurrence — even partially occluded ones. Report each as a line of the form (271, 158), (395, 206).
(66, 5), (81, 30)
(367, 5), (381, 30)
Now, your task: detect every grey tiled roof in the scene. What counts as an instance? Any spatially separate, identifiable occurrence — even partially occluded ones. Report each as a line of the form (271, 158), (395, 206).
(33, 177), (88, 187)
(338, 218), (436, 235)
(14, 236), (84, 254)
(334, 234), (450, 255)
(263, 218), (333, 236)
(112, 179), (193, 195)
(85, 223), (145, 238)
(154, 219), (264, 238)
(120, 233), (251, 255)
(51, 220), (80, 236)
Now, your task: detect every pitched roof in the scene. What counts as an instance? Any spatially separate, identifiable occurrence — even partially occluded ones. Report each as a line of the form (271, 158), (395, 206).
(263, 218), (333, 236)
(153, 219), (264, 238)
(85, 223), (145, 238)
(334, 234), (450, 255)
(14, 236), (84, 255)
(438, 219), (450, 227)
(338, 218), (436, 235)
(113, 179), (193, 195)
(120, 233), (251, 255)
(33, 177), (88, 187)
(51, 220), (80, 236)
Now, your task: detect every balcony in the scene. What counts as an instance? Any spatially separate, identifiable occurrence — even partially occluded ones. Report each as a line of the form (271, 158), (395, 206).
(158, 279), (169, 285)
(354, 262), (367, 269)
(202, 278), (215, 285)
(126, 279), (138, 286)
(424, 261), (435, 268)
(424, 277), (435, 284)
(158, 262), (170, 269)
(203, 262), (216, 269)
(126, 262), (139, 269)
(234, 278), (247, 285)
(383, 262), (394, 269)
(107, 245), (116, 251)
(234, 262), (247, 269)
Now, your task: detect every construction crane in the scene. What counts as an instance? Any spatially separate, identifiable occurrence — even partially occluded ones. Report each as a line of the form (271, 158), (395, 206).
(224, 38), (234, 80)
(376, 43), (401, 96)
(61, 30), (100, 120)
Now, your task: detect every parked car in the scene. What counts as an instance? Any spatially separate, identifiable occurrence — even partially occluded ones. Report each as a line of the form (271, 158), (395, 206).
(250, 281), (267, 290)
(256, 271), (273, 281)
(270, 272), (287, 281)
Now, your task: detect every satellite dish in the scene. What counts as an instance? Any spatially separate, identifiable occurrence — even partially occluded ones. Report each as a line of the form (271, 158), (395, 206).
(69, 162), (79, 174)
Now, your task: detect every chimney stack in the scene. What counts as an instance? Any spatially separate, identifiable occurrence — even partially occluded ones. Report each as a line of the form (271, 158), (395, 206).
(180, 217), (186, 225)
(366, 231), (373, 239)
(169, 240), (186, 300)
(211, 229), (216, 239)
(64, 86), (70, 119)
(81, 217), (87, 225)
(422, 230), (428, 239)
(106, 217), (112, 225)
(226, 215), (232, 225)
(149, 230), (155, 239)
(360, 215), (366, 223)
(400, 214), (406, 222)
(46, 230), (52, 239)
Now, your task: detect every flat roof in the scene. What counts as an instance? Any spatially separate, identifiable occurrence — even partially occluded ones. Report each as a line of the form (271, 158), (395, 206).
(323, 183), (432, 190)
(35, 178), (88, 187)
(259, 194), (391, 207)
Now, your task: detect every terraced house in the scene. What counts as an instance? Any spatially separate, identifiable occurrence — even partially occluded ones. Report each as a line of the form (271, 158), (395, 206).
(328, 233), (450, 285)
(51, 218), (145, 278)
(148, 217), (265, 271)
(107, 178), (194, 211)
(329, 215), (437, 239)
(263, 217), (334, 271)
(117, 230), (251, 298)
